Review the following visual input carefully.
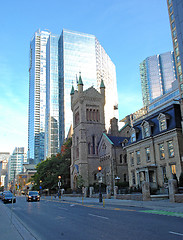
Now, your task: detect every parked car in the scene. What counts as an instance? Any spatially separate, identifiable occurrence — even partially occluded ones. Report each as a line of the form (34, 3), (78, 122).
(0, 192), (3, 199)
(2, 193), (16, 204)
(26, 191), (40, 202)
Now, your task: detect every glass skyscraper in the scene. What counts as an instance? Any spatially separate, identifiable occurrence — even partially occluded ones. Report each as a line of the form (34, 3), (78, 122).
(28, 30), (51, 164)
(45, 34), (60, 158)
(29, 29), (118, 163)
(140, 51), (177, 107)
(167, 0), (183, 98)
(58, 29), (118, 141)
(8, 147), (27, 182)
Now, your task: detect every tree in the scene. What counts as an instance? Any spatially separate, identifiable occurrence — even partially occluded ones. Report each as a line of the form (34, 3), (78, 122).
(31, 138), (72, 192)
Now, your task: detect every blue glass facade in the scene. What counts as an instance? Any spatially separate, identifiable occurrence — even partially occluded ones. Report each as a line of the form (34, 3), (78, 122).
(45, 34), (60, 158)
(140, 51), (177, 107)
(58, 29), (118, 141)
(168, 0), (183, 98)
(28, 30), (50, 164)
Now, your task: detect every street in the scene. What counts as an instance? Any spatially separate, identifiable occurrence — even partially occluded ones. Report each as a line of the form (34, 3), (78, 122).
(4, 196), (183, 240)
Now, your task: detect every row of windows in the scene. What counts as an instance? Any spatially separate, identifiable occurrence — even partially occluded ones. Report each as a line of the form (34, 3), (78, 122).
(131, 113), (170, 143)
(130, 140), (174, 166)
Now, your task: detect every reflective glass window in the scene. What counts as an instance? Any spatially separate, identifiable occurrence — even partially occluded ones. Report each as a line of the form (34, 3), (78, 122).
(168, 140), (174, 157)
(159, 143), (165, 159)
(130, 152), (134, 166)
(146, 147), (150, 162)
(169, 6), (173, 14)
(178, 65), (182, 74)
(179, 74), (183, 82)
(173, 29), (177, 38)
(136, 150), (140, 164)
(171, 22), (175, 30)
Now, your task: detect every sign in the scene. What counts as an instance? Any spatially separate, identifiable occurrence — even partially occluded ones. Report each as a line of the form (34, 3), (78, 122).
(39, 186), (42, 189)
(58, 181), (62, 187)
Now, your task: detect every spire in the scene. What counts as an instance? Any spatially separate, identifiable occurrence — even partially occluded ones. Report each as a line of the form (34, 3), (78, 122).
(70, 85), (74, 95)
(78, 72), (83, 86)
(100, 79), (105, 88)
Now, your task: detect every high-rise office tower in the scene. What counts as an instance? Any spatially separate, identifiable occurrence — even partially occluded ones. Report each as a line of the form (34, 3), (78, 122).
(29, 29), (118, 163)
(140, 51), (177, 107)
(8, 147), (27, 182)
(167, 0), (183, 98)
(45, 34), (60, 159)
(58, 29), (118, 141)
(28, 30), (51, 164)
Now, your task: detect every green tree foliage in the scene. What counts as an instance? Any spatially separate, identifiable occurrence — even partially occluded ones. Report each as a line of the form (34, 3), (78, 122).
(31, 138), (72, 191)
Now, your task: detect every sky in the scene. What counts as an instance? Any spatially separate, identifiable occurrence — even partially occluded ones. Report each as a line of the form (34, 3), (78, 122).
(0, 0), (173, 154)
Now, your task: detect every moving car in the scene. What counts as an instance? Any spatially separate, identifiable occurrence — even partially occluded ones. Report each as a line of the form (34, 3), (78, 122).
(2, 193), (16, 204)
(26, 191), (40, 202)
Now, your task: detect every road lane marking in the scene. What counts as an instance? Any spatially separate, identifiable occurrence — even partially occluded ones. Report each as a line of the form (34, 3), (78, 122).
(88, 213), (109, 220)
(58, 207), (68, 210)
(169, 231), (183, 236)
(140, 210), (183, 218)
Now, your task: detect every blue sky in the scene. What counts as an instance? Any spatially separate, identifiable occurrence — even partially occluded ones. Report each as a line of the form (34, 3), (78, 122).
(0, 0), (173, 153)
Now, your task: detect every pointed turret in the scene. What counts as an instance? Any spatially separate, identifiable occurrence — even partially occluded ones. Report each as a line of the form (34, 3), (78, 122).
(70, 85), (74, 95)
(100, 79), (105, 105)
(78, 72), (83, 94)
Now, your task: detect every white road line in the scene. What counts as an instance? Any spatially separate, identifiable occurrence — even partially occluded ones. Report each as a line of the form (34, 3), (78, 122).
(58, 207), (68, 210)
(169, 231), (183, 236)
(70, 204), (75, 207)
(88, 213), (109, 220)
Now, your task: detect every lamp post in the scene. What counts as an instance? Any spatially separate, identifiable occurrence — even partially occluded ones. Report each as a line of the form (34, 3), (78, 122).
(58, 176), (61, 199)
(39, 180), (42, 196)
(98, 166), (103, 203)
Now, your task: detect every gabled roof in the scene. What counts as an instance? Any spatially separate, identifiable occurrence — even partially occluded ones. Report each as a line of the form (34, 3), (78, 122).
(104, 133), (129, 147)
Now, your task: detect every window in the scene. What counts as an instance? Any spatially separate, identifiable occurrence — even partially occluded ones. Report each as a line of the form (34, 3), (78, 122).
(174, 38), (177, 46)
(179, 74), (183, 82)
(171, 21), (175, 29)
(159, 143), (165, 159)
(175, 46), (179, 55)
(131, 131), (136, 142)
(181, 84), (183, 91)
(136, 150), (140, 164)
(145, 147), (150, 162)
(173, 29), (177, 38)
(170, 13), (174, 22)
(124, 174), (127, 182)
(168, 140), (174, 157)
(160, 119), (166, 131)
(120, 154), (122, 163)
(178, 65), (182, 74)
(171, 164), (176, 175)
(130, 152), (134, 166)
(162, 166), (167, 183)
(141, 120), (153, 139)
(168, 0), (172, 5)
(92, 135), (95, 154)
(176, 55), (180, 64)
(169, 6), (173, 14)
(132, 171), (136, 185)
(158, 113), (170, 132)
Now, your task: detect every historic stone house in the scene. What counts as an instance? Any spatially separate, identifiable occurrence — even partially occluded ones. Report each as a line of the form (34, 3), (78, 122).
(125, 103), (183, 189)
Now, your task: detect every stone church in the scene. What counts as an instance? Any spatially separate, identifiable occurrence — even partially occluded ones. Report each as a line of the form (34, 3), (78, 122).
(70, 74), (106, 189)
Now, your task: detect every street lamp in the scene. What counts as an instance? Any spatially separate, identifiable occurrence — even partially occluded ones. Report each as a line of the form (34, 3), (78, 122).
(39, 180), (42, 196)
(58, 176), (61, 199)
(97, 166), (103, 203)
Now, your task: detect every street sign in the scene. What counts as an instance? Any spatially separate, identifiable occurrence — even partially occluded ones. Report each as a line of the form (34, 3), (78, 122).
(58, 182), (62, 187)
(97, 172), (103, 183)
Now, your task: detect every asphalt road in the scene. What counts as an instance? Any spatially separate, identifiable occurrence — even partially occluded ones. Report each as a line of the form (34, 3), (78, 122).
(5, 196), (183, 240)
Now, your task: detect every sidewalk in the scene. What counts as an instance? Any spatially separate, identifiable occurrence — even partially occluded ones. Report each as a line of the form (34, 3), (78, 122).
(0, 201), (22, 240)
(61, 195), (183, 213)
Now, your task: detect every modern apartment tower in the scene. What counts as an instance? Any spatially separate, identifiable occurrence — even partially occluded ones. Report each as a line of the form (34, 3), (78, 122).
(58, 29), (118, 141)
(167, 0), (183, 98)
(140, 51), (177, 107)
(28, 30), (51, 164)
(45, 34), (60, 159)
(8, 147), (27, 183)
